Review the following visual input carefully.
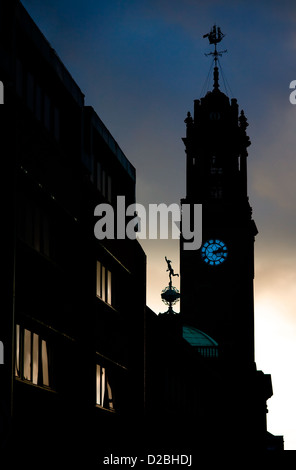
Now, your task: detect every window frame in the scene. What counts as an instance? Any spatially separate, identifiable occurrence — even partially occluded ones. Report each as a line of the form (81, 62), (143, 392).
(96, 261), (112, 306)
(96, 364), (115, 411)
(15, 324), (52, 389)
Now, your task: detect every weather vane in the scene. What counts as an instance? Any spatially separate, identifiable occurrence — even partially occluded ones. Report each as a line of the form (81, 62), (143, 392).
(203, 25), (227, 90)
(160, 257), (180, 315)
(203, 25), (227, 63)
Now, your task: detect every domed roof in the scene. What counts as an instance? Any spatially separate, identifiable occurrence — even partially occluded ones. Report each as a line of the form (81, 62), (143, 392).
(182, 325), (218, 347)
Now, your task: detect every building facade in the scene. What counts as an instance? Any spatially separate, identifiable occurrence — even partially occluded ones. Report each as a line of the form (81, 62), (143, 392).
(0, 0), (146, 460)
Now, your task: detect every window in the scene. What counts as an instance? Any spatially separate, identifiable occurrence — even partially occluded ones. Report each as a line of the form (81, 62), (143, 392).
(53, 106), (60, 141)
(210, 187), (223, 199)
(44, 93), (51, 131)
(210, 167), (223, 175)
(15, 325), (51, 388)
(96, 261), (112, 305)
(210, 155), (223, 175)
(96, 364), (114, 410)
(26, 72), (34, 111)
(16, 58), (23, 97)
(107, 270), (112, 305)
(35, 83), (42, 121)
(96, 163), (112, 202)
(107, 175), (112, 203)
(18, 198), (53, 259)
(89, 154), (95, 182)
(96, 162), (102, 191)
(102, 169), (106, 197)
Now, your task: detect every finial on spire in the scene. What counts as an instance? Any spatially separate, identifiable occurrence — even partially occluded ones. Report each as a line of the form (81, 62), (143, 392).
(160, 257), (180, 315)
(203, 25), (227, 91)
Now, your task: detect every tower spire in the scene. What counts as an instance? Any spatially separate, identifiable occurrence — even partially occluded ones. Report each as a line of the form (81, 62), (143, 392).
(203, 25), (227, 91)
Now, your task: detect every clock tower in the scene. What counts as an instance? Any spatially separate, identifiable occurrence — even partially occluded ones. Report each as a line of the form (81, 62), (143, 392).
(180, 26), (258, 368)
(147, 27), (283, 450)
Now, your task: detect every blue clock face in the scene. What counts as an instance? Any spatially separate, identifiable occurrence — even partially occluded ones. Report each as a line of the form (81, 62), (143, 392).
(201, 239), (228, 266)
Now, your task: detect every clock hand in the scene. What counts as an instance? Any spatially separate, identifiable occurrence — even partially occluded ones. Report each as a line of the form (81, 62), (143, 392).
(213, 248), (223, 255)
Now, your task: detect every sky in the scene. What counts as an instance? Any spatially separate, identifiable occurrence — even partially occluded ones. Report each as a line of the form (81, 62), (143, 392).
(21, 0), (296, 449)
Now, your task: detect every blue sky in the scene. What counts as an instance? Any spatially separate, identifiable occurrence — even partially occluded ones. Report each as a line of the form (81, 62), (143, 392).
(22, 0), (296, 449)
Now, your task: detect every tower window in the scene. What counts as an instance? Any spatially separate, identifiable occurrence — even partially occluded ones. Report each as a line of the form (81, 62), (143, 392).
(210, 187), (223, 199)
(210, 155), (223, 174)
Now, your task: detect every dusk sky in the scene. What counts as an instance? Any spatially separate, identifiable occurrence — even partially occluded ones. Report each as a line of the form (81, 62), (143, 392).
(21, 0), (296, 449)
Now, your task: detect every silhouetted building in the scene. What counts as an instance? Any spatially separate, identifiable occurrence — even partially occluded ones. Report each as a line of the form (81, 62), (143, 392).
(0, 0), (146, 461)
(1, 3), (284, 459)
(145, 29), (284, 452)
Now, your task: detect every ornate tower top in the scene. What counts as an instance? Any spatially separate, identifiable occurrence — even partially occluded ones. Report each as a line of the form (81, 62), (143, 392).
(203, 25), (227, 91)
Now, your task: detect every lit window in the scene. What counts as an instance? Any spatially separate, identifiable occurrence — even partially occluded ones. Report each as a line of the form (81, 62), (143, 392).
(23, 328), (32, 381)
(96, 261), (101, 298)
(15, 324), (20, 376)
(101, 265), (106, 302)
(42, 340), (49, 386)
(96, 261), (112, 305)
(15, 325), (51, 388)
(96, 364), (114, 410)
(107, 270), (112, 305)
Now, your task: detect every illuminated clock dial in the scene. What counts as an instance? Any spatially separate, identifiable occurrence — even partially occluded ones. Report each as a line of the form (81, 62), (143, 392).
(201, 239), (228, 266)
